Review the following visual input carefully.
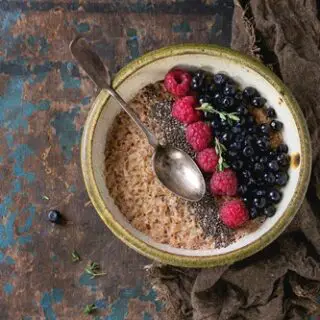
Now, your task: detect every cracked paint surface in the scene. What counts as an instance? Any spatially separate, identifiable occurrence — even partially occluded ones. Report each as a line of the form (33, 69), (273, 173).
(0, 1), (234, 319)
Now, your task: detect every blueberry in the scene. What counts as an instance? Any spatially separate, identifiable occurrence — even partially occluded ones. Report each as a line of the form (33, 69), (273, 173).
(243, 146), (254, 157)
(223, 83), (236, 96)
(228, 148), (238, 158)
(231, 126), (242, 134)
(238, 116), (247, 126)
(259, 123), (270, 135)
(254, 162), (264, 173)
(238, 184), (248, 195)
(249, 207), (259, 219)
(256, 137), (270, 150)
(270, 120), (283, 131)
(207, 83), (216, 94)
(199, 95), (212, 104)
(247, 126), (257, 134)
(252, 97), (266, 108)
(253, 197), (267, 209)
(268, 150), (277, 160)
(242, 170), (252, 180)
(268, 160), (280, 172)
(277, 143), (289, 154)
(230, 141), (242, 150)
(242, 197), (250, 206)
(244, 135), (254, 146)
(246, 115), (255, 126)
(232, 159), (244, 171)
(264, 172), (276, 185)
(277, 153), (290, 167)
(211, 115), (221, 128)
(255, 177), (265, 186)
(259, 156), (268, 164)
(243, 87), (257, 98)
(203, 112), (216, 121)
(235, 134), (245, 143)
(222, 96), (235, 108)
(236, 105), (248, 116)
(268, 189), (282, 203)
(267, 107), (276, 118)
(234, 90), (243, 101)
(255, 189), (267, 197)
(191, 71), (206, 90)
(221, 132), (233, 144)
(48, 210), (62, 224)
(214, 92), (223, 104)
(264, 205), (276, 217)
(276, 172), (289, 186)
(214, 73), (227, 85)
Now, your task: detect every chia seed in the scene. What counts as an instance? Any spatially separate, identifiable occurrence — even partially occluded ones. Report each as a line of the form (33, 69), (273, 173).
(150, 98), (235, 248)
(189, 193), (235, 248)
(151, 100), (195, 158)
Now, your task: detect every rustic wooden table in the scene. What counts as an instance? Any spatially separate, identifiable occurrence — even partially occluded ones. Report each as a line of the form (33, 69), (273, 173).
(0, 1), (233, 319)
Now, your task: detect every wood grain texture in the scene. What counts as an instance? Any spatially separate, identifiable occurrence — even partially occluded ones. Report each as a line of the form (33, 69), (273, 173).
(0, 0), (233, 318)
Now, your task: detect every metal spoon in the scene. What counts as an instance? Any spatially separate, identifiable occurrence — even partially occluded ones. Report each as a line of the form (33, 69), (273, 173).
(70, 37), (206, 201)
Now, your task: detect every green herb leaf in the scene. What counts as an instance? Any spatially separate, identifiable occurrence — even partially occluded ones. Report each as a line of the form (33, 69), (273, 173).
(85, 262), (107, 279)
(228, 113), (240, 121)
(196, 103), (215, 113)
(84, 304), (97, 315)
(220, 113), (227, 120)
(214, 138), (229, 172)
(72, 250), (80, 263)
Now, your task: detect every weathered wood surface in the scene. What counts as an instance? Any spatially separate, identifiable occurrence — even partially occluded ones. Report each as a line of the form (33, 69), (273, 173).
(0, 1), (233, 319)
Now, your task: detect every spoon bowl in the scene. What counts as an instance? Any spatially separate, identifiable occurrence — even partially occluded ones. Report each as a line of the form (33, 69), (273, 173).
(153, 145), (206, 201)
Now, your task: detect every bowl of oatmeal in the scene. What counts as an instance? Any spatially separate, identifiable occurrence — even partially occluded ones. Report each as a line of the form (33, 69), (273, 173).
(81, 44), (311, 267)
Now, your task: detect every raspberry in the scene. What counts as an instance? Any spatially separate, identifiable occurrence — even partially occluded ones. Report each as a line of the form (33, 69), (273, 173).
(164, 69), (192, 97)
(210, 168), (238, 196)
(172, 96), (200, 124)
(186, 121), (212, 152)
(219, 199), (249, 229)
(196, 148), (219, 172)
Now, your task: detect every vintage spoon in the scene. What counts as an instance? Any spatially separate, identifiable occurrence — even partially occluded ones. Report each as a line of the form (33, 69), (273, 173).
(70, 37), (206, 201)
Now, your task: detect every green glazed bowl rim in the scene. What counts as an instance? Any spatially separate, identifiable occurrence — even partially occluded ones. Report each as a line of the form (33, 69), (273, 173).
(81, 44), (311, 268)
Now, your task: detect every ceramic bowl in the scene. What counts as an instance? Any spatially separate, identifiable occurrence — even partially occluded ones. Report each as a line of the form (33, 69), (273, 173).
(81, 44), (311, 267)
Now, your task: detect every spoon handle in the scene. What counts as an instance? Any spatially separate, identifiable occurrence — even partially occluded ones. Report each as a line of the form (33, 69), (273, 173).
(70, 36), (158, 148)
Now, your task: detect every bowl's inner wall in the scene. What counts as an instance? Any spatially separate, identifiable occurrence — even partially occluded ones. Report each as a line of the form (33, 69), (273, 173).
(91, 53), (301, 256)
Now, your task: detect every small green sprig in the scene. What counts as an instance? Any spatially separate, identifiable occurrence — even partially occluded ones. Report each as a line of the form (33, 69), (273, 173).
(85, 262), (107, 279)
(84, 304), (97, 315)
(197, 103), (240, 122)
(72, 250), (81, 263)
(214, 137), (229, 171)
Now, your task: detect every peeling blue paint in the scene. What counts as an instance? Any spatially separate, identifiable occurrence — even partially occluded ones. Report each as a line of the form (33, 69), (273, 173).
(81, 96), (91, 105)
(68, 184), (76, 193)
(126, 28), (139, 60)
(1, 10), (21, 33)
(18, 205), (36, 233)
(76, 22), (90, 33)
(9, 144), (35, 183)
(60, 62), (81, 89)
(0, 79), (50, 131)
(104, 286), (162, 319)
(0, 196), (12, 217)
(0, 213), (16, 248)
(79, 272), (97, 292)
(143, 312), (152, 320)
(51, 106), (81, 161)
(40, 288), (64, 320)
(3, 283), (14, 295)
(17, 235), (33, 245)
